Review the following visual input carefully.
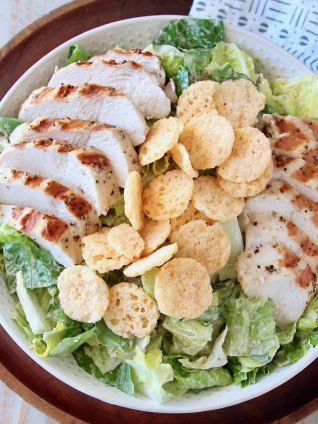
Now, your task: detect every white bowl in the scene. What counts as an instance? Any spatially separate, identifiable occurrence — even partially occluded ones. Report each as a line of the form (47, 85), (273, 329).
(0, 15), (316, 414)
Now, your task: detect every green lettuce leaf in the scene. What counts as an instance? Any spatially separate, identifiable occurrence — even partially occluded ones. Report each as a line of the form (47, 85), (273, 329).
(277, 323), (297, 345)
(219, 219), (244, 281)
(297, 293), (318, 331)
(141, 267), (159, 298)
(179, 326), (228, 369)
(126, 346), (173, 402)
(204, 62), (251, 83)
(153, 18), (224, 50)
(269, 76), (318, 119)
(144, 44), (184, 78)
(95, 320), (134, 360)
(164, 356), (231, 394)
(16, 271), (51, 335)
(49, 326), (96, 357)
(227, 357), (271, 386)
(101, 194), (129, 227)
(141, 155), (170, 181)
(0, 223), (63, 293)
(74, 346), (134, 395)
(274, 332), (311, 367)
(0, 117), (23, 138)
(84, 344), (122, 373)
(33, 321), (66, 357)
(163, 316), (213, 356)
(224, 296), (279, 362)
(11, 302), (36, 344)
(66, 44), (91, 65)
(184, 48), (214, 82)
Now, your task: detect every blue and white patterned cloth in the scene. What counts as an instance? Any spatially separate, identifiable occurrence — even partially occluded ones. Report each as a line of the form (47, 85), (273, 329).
(190, 0), (318, 74)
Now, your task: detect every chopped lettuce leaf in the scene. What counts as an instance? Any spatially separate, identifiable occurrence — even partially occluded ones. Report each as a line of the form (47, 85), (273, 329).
(66, 44), (91, 65)
(101, 194), (129, 227)
(184, 48), (214, 82)
(95, 320), (134, 360)
(102, 269), (125, 286)
(11, 302), (36, 343)
(49, 327), (96, 357)
(197, 292), (220, 326)
(205, 62), (251, 83)
(297, 293), (318, 331)
(0, 117), (23, 138)
(164, 356), (232, 393)
(16, 271), (51, 335)
(141, 267), (159, 298)
(227, 357), (271, 386)
(141, 155), (170, 183)
(269, 76), (318, 119)
(174, 67), (190, 95)
(126, 346), (173, 402)
(144, 44), (184, 78)
(207, 42), (256, 80)
(84, 344), (122, 373)
(74, 346), (134, 395)
(179, 326), (228, 369)
(274, 332), (311, 366)
(33, 321), (66, 357)
(219, 219), (244, 281)
(277, 323), (297, 345)
(224, 296), (279, 362)
(163, 316), (213, 356)
(153, 18), (224, 50)
(0, 223), (63, 293)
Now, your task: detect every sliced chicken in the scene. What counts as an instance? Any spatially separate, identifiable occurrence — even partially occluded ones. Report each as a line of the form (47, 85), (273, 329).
(10, 117), (139, 188)
(163, 79), (178, 104)
(0, 205), (82, 267)
(48, 61), (171, 119)
(243, 180), (318, 245)
(0, 139), (119, 215)
(273, 154), (318, 202)
(0, 168), (100, 235)
(237, 242), (317, 327)
(91, 48), (166, 87)
(262, 114), (317, 158)
(244, 212), (318, 272)
(18, 84), (148, 146)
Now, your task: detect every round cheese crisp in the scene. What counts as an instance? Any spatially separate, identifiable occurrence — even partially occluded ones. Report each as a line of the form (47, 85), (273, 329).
(104, 282), (159, 338)
(179, 112), (235, 170)
(169, 143), (198, 178)
(170, 220), (231, 275)
(192, 176), (245, 221)
(170, 201), (214, 234)
(217, 127), (272, 183)
(140, 220), (171, 256)
(108, 223), (144, 259)
(124, 171), (144, 230)
(139, 117), (183, 166)
(217, 159), (273, 198)
(214, 79), (265, 128)
(154, 258), (212, 319)
(177, 81), (219, 124)
(58, 266), (109, 323)
(143, 170), (194, 221)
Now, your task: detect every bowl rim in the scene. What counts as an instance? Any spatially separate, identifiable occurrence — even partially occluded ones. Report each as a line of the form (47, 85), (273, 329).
(0, 14), (317, 414)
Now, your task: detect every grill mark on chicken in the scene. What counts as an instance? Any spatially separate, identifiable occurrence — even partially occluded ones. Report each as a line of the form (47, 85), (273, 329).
(77, 152), (109, 168)
(79, 84), (124, 97)
(12, 207), (24, 219)
(282, 251), (300, 268)
(273, 155), (293, 169)
(25, 175), (45, 187)
(20, 209), (43, 234)
(30, 117), (57, 131)
(301, 238), (318, 257)
(56, 85), (78, 98)
(287, 221), (298, 236)
(41, 215), (68, 243)
(303, 119), (318, 140)
(292, 162), (318, 183)
(33, 87), (52, 103)
(279, 183), (291, 193)
(302, 147), (318, 165)
(76, 61), (93, 66)
(101, 59), (142, 70)
(297, 265), (316, 288)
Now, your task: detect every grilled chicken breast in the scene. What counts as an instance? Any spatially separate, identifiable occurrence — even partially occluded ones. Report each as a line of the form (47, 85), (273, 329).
(18, 84), (148, 146)
(0, 205), (82, 267)
(48, 61), (171, 119)
(273, 154), (318, 202)
(10, 118), (139, 187)
(244, 180), (318, 245)
(263, 114), (318, 158)
(244, 212), (318, 274)
(0, 139), (119, 215)
(91, 48), (166, 87)
(0, 168), (100, 235)
(237, 242), (317, 327)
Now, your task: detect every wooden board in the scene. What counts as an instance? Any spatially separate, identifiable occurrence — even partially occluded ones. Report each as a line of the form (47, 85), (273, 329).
(0, 0), (317, 422)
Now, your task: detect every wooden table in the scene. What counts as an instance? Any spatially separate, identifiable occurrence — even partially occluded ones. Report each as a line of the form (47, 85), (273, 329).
(0, 1), (317, 422)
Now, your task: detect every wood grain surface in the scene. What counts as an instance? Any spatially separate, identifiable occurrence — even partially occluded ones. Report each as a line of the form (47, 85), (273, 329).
(0, 0), (317, 422)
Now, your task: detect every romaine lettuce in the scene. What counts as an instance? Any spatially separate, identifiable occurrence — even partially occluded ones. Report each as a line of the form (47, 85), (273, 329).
(74, 346), (134, 395)
(0, 223), (63, 293)
(153, 18), (224, 50)
(84, 344), (122, 373)
(66, 44), (91, 65)
(219, 219), (244, 281)
(141, 267), (159, 298)
(163, 316), (213, 356)
(0, 117), (23, 138)
(95, 320), (134, 360)
(101, 194), (129, 227)
(126, 346), (173, 402)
